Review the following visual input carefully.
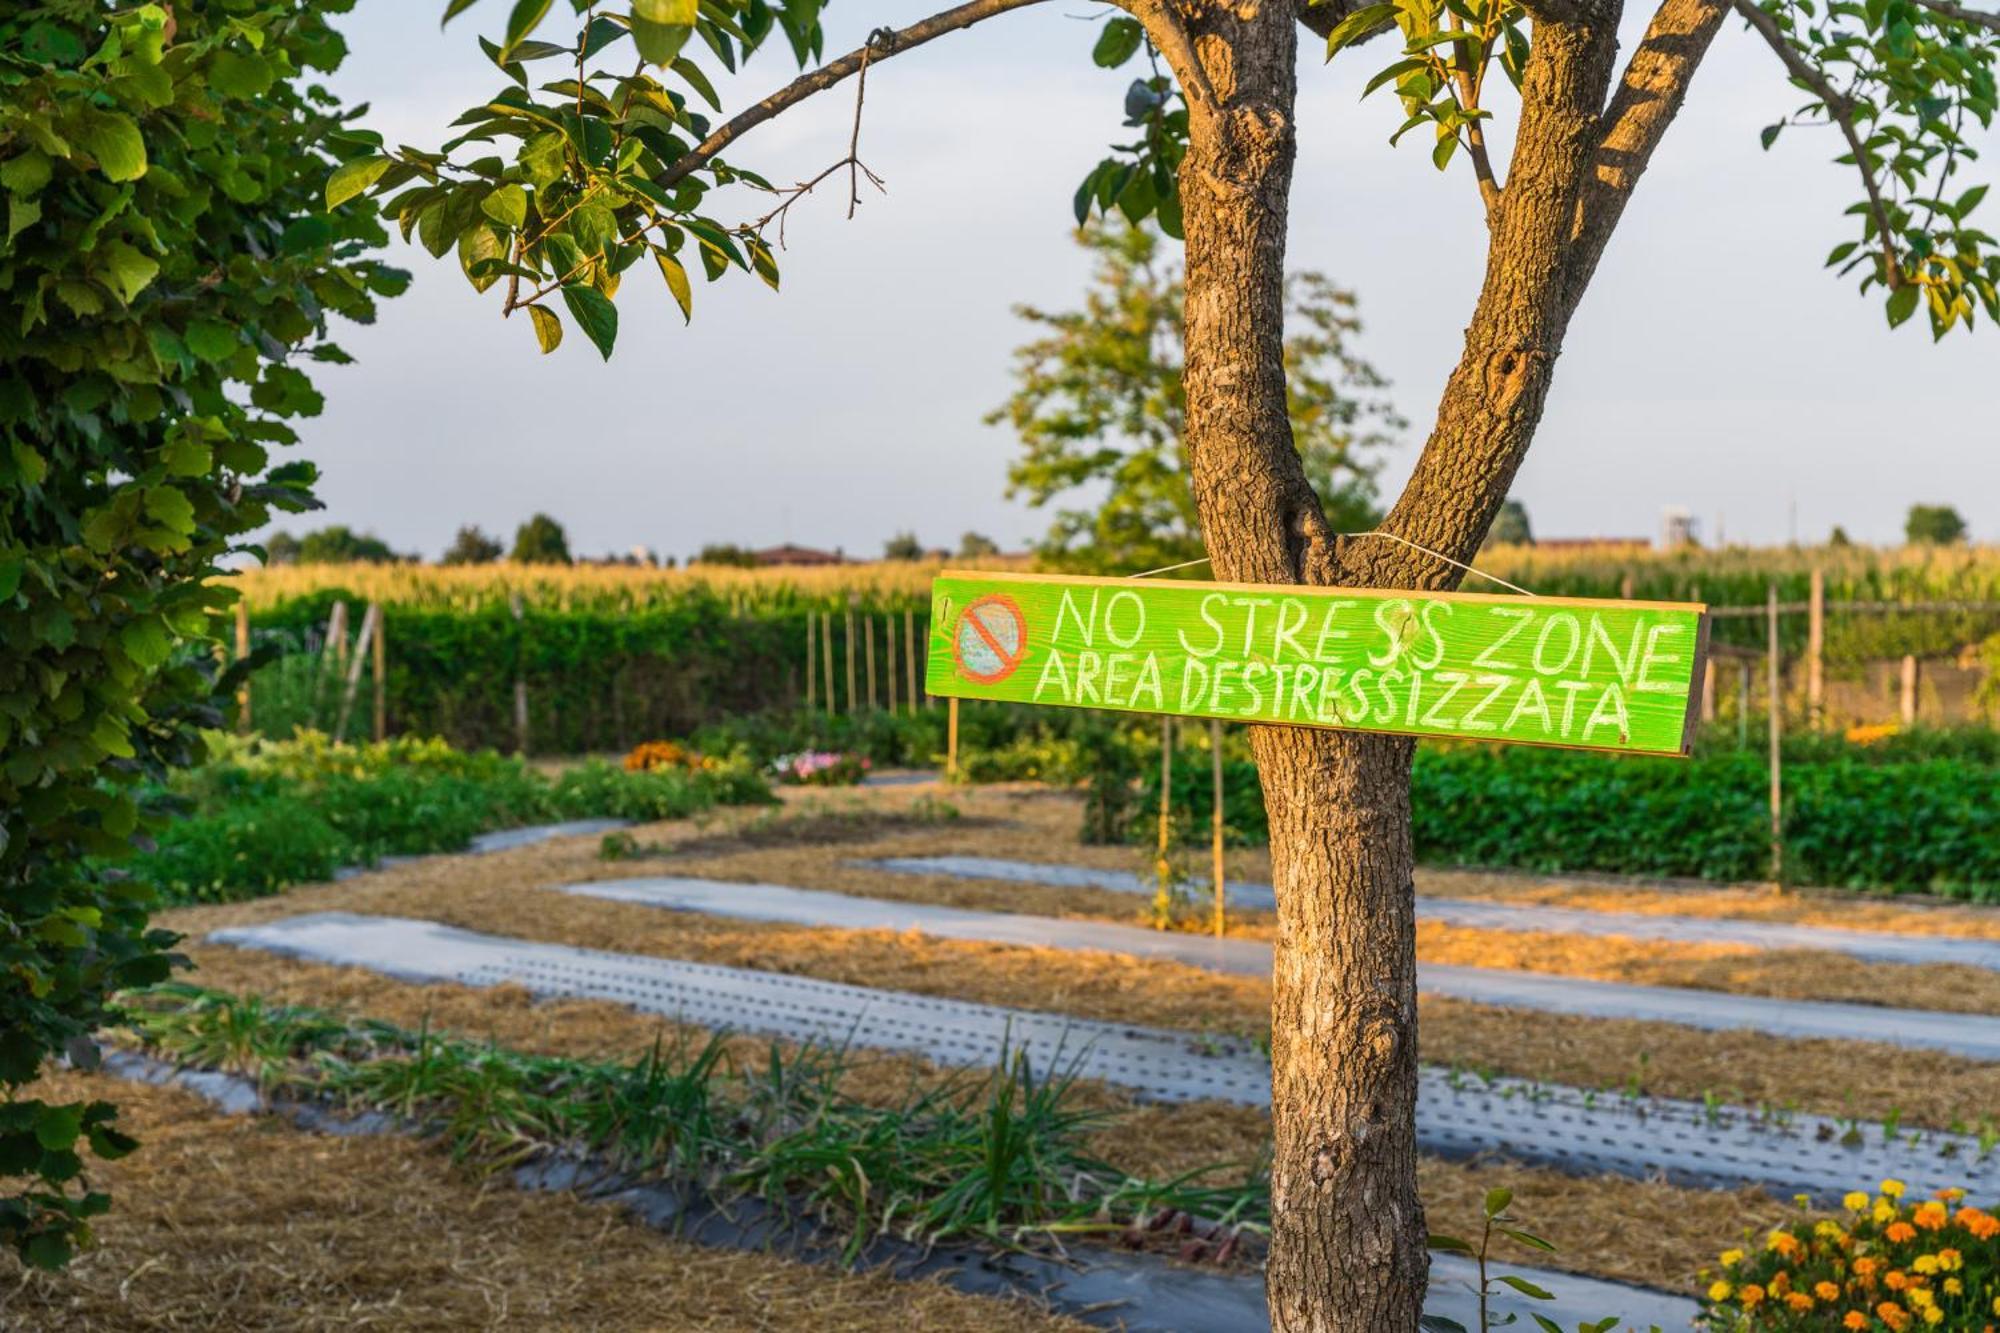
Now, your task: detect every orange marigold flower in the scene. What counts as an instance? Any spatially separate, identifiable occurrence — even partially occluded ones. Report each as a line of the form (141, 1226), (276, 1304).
(1887, 1222), (1920, 1243)
(1817, 1282), (1843, 1301)
(1885, 1270), (1910, 1290)
(1770, 1231), (1805, 1259)
(1740, 1285), (1766, 1308)
(1914, 1202), (1949, 1231)
(1786, 1291), (1816, 1312)
(1878, 1301), (1912, 1332)
(1843, 1314), (1869, 1332)
(1855, 1257), (1881, 1279)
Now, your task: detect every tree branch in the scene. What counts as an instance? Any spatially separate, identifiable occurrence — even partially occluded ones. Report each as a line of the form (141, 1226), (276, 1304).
(1909, 0), (2000, 32)
(1121, 0), (1222, 110)
(1565, 0), (1728, 306)
(1728, 0), (1903, 285)
(656, 0), (1053, 191)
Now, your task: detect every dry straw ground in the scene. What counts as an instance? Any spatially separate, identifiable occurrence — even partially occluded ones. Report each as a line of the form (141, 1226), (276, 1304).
(123, 782), (2000, 1306)
(0, 1071), (1084, 1333)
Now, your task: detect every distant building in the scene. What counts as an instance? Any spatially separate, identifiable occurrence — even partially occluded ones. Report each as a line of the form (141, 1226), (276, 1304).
(752, 543), (846, 567)
(1659, 507), (1698, 550)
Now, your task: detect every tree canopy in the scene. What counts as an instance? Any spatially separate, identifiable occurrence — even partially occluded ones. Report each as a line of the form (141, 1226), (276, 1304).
(993, 222), (1398, 574)
(442, 524), (505, 565)
(0, 0), (398, 1267)
(1907, 502), (1971, 543)
(510, 512), (574, 563)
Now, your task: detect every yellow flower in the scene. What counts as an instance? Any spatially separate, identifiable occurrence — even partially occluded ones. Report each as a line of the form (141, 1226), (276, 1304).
(1922, 1308), (1943, 1326)
(1719, 1248), (1745, 1267)
(1846, 1192), (1872, 1212)
(1708, 1281), (1733, 1303)
(1938, 1248), (1962, 1271)
(1945, 1278), (1963, 1296)
(1913, 1255), (1941, 1275)
(1883, 1179), (1907, 1199)
(1876, 1201), (1900, 1225)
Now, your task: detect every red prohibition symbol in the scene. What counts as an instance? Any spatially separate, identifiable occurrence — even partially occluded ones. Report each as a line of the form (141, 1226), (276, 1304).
(953, 594), (1028, 684)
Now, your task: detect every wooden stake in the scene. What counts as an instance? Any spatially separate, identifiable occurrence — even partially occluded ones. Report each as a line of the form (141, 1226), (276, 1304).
(1901, 654), (1919, 726)
(1701, 657), (1717, 724)
(234, 599), (252, 734)
(1806, 566), (1825, 728)
(805, 613), (816, 712)
(886, 614), (899, 715)
(946, 696), (960, 778)
(372, 609), (386, 742)
(311, 600), (347, 728)
(1767, 586), (1783, 886)
(334, 603), (379, 743)
(1154, 716), (1174, 928)
(904, 608), (918, 714)
(864, 615), (877, 710)
(844, 605), (857, 716)
(821, 611), (835, 717)
(1211, 717), (1226, 939)
(1737, 659), (1752, 750)
(510, 592), (529, 757)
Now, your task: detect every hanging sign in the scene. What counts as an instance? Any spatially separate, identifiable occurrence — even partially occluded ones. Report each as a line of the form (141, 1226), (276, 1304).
(925, 571), (1709, 756)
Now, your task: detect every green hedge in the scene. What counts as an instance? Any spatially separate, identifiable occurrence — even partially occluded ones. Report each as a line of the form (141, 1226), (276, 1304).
(124, 735), (773, 906)
(248, 593), (936, 755)
(1141, 743), (2000, 898)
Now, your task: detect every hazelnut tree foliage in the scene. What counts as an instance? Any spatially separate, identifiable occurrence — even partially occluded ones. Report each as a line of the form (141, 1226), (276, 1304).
(0, 0), (399, 1266)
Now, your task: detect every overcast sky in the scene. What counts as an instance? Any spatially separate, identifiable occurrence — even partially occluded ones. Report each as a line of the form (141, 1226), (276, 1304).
(295, 3), (1998, 561)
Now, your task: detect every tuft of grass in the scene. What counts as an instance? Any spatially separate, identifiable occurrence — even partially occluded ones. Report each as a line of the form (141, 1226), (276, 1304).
(120, 985), (1267, 1260)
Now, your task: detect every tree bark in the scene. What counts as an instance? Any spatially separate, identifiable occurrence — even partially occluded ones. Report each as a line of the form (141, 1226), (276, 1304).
(1140, 0), (1720, 1326)
(1168, 4), (1428, 1330)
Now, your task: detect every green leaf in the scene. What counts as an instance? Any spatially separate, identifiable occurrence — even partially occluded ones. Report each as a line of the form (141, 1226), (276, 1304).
(1759, 122), (1782, 151)
(1093, 18), (1145, 68)
(502, 0), (556, 59)
(1419, 1318), (1469, 1333)
(0, 557), (23, 602)
(1886, 281), (1921, 327)
(0, 150), (51, 195)
(185, 320), (237, 364)
(654, 249), (693, 321)
(1325, 2), (1397, 58)
(632, 0), (698, 65)
(119, 618), (172, 669)
(208, 50), (275, 100)
(481, 183), (528, 228)
(560, 284), (618, 358)
(1363, 57), (1426, 99)
(1432, 135), (1459, 171)
(71, 111), (147, 183)
(1497, 1274), (1554, 1300)
(1494, 1226), (1557, 1252)
(1426, 1233), (1476, 1253)
(97, 241), (160, 305)
(1958, 184), (1989, 218)
(527, 303), (563, 353)
(1483, 1186), (1513, 1218)
(326, 156), (391, 210)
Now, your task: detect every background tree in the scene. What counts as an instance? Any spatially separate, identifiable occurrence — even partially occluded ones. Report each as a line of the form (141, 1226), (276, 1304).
(509, 512), (572, 564)
(441, 524), (504, 565)
(957, 531), (1002, 558)
(294, 524), (404, 564)
(1828, 524), (1853, 547)
(1483, 498), (1534, 548)
(1, 0), (397, 1266)
(1907, 503), (1970, 545)
(693, 542), (761, 567)
(347, 0), (1999, 1324)
(263, 531), (304, 566)
(993, 222), (1399, 573)
(883, 531), (926, 561)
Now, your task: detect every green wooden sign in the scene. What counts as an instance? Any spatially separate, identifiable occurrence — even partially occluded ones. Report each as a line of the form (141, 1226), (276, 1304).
(925, 571), (1710, 756)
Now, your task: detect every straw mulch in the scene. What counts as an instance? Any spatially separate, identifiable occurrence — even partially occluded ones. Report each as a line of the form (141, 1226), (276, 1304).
(156, 947), (1809, 1293)
(0, 1070), (1086, 1333)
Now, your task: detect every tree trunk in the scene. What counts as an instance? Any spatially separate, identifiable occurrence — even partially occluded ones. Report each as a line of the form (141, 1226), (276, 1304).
(1172, 3), (1428, 1328)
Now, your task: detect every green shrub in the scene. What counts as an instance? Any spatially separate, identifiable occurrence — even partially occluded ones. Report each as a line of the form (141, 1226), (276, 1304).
(0, 0), (396, 1267)
(123, 736), (773, 906)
